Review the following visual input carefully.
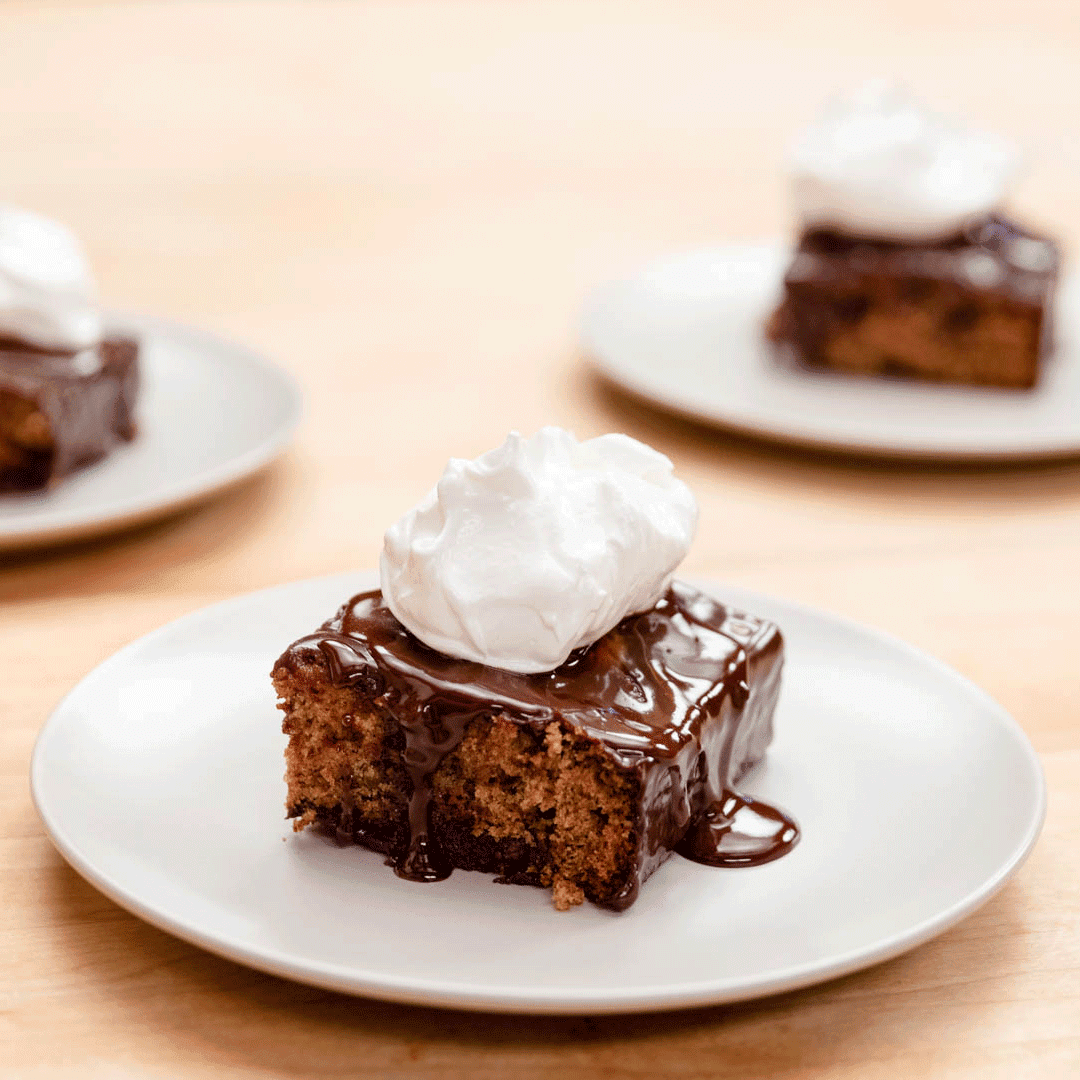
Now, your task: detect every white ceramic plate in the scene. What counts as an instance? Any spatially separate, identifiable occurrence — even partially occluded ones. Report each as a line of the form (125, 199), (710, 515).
(582, 243), (1080, 461)
(0, 314), (301, 549)
(31, 572), (1045, 1015)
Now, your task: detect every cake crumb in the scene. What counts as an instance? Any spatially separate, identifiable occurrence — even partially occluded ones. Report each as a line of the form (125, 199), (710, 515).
(544, 722), (563, 756)
(552, 878), (585, 911)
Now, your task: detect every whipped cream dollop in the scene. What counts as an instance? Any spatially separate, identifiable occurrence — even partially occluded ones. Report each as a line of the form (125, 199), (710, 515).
(791, 83), (1019, 241)
(380, 427), (699, 674)
(0, 205), (102, 351)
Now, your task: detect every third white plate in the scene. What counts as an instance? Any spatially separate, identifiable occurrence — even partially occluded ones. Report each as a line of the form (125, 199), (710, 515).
(0, 313), (301, 550)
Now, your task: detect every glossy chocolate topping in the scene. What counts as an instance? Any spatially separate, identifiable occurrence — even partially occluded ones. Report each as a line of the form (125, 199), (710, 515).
(279, 581), (797, 906)
(788, 214), (1059, 305)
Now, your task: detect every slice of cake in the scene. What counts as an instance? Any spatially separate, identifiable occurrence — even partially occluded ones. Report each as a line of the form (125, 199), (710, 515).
(769, 84), (1060, 389)
(775, 217), (1058, 388)
(273, 429), (797, 910)
(0, 337), (138, 492)
(0, 205), (139, 493)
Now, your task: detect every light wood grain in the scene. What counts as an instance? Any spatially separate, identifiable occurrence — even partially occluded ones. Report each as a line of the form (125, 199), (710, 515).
(1, 1), (1078, 1076)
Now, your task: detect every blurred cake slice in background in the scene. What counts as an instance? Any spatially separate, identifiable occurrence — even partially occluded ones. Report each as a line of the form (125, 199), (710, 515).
(0, 205), (138, 493)
(769, 84), (1060, 389)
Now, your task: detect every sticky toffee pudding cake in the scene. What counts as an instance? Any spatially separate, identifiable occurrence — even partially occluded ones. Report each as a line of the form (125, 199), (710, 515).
(274, 581), (792, 911)
(273, 429), (797, 910)
(771, 217), (1058, 389)
(770, 84), (1060, 389)
(0, 205), (139, 493)
(0, 336), (138, 492)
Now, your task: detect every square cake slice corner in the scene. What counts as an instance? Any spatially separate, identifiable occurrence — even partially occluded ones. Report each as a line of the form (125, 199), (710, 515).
(272, 581), (784, 911)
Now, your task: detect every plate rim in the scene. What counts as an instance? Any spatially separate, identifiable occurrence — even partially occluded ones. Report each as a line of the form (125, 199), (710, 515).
(0, 311), (303, 549)
(30, 571), (1048, 1014)
(583, 242), (1080, 463)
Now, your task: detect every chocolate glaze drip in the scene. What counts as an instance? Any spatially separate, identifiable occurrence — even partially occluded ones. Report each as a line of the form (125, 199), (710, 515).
(678, 791), (799, 867)
(281, 582), (798, 906)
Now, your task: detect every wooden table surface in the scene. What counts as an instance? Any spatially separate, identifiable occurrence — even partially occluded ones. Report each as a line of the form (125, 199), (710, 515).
(2, 2), (1079, 1076)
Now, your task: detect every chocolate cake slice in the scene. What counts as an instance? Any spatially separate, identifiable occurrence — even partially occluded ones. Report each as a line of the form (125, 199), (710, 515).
(0, 335), (139, 493)
(273, 580), (793, 911)
(771, 216), (1059, 389)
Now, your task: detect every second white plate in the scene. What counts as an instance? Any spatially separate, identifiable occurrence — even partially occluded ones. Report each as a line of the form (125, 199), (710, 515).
(31, 572), (1045, 1014)
(0, 313), (301, 550)
(582, 243), (1080, 461)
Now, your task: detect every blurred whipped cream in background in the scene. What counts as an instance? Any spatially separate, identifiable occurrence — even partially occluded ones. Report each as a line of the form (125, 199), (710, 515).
(0, 205), (102, 352)
(791, 82), (1019, 241)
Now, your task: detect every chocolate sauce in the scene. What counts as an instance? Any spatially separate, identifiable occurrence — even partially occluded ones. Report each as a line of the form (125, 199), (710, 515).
(677, 791), (799, 867)
(280, 582), (798, 907)
(790, 215), (1059, 305)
